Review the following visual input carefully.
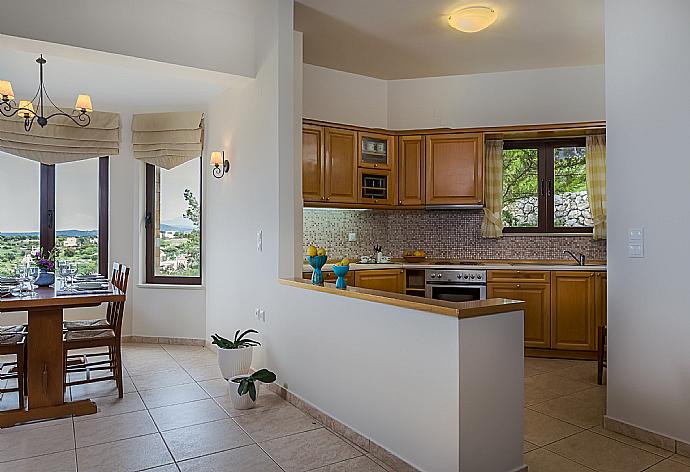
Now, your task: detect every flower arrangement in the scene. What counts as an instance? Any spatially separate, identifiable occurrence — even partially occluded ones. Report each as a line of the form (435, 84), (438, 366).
(31, 247), (57, 272)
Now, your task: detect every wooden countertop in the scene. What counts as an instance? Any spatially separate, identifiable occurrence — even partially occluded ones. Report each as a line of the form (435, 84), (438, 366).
(280, 278), (525, 319)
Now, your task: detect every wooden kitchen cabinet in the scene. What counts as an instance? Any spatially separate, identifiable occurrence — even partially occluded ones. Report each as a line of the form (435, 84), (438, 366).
(397, 135), (425, 206)
(596, 272), (607, 330)
(355, 269), (405, 294)
(302, 271), (355, 287)
(302, 124), (325, 202)
(358, 167), (395, 206)
(488, 282), (551, 349)
(425, 133), (484, 206)
(550, 271), (596, 351)
(324, 127), (358, 203)
(358, 131), (395, 170)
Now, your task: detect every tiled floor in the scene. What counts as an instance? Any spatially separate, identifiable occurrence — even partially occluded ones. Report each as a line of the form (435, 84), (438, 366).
(1, 347), (689, 471)
(524, 357), (690, 472)
(0, 343), (392, 472)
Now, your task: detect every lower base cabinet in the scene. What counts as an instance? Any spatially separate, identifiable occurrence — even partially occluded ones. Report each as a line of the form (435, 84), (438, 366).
(354, 269), (405, 294)
(487, 282), (551, 349)
(550, 271), (596, 351)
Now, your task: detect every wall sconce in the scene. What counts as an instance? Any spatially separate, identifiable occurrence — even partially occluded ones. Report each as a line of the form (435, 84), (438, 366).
(210, 151), (230, 179)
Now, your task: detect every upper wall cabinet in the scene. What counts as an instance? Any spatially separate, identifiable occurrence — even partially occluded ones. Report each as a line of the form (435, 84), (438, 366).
(358, 131), (395, 170)
(302, 124), (325, 203)
(398, 135), (425, 206)
(425, 133), (484, 206)
(324, 127), (358, 204)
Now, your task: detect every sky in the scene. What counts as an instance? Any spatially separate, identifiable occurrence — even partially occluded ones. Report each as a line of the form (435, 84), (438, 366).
(0, 152), (199, 233)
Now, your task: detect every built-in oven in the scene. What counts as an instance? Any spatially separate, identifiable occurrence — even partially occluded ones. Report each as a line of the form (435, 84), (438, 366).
(425, 269), (487, 302)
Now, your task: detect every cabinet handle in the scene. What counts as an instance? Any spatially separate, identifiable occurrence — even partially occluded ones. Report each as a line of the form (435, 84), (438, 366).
(326, 197), (330, 201)
(516, 284), (521, 288)
(374, 164), (378, 168)
(399, 200), (402, 204)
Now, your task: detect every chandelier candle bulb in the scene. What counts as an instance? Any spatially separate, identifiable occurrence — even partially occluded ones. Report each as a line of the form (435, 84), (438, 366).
(0, 80), (14, 100)
(211, 151), (230, 178)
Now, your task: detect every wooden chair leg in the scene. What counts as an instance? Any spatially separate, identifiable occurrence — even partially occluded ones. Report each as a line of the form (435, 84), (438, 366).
(597, 326), (606, 385)
(114, 343), (123, 398)
(17, 347), (25, 410)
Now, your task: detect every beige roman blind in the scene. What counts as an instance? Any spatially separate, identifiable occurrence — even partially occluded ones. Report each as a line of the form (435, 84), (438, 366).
(132, 111), (204, 170)
(0, 109), (120, 164)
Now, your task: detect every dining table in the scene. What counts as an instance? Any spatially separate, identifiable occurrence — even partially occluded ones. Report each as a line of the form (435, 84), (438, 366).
(0, 284), (125, 427)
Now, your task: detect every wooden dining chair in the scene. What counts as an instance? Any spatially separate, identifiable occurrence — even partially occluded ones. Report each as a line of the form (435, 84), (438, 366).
(63, 264), (129, 398)
(63, 263), (121, 332)
(0, 328), (26, 409)
(597, 325), (607, 385)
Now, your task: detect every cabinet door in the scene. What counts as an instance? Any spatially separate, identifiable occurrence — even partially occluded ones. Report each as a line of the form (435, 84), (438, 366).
(596, 271), (607, 328)
(302, 124), (324, 202)
(488, 282), (551, 348)
(425, 133), (484, 205)
(551, 272), (596, 350)
(398, 135), (425, 206)
(354, 269), (405, 293)
(358, 168), (395, 206)
(325, 127), (358, 203)
(359, 131), (395, 170)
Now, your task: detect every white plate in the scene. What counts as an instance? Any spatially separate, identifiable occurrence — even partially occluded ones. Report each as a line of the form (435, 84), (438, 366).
(77, 281), (107, 289)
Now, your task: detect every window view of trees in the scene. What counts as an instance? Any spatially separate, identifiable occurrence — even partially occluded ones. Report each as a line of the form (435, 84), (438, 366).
(157, 188), (200, 277)
(502, 148), (539, 227)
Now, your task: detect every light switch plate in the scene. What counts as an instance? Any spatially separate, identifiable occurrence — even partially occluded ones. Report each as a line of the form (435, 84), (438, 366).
(628, 243), (644, 258)
(629, 228), (644, 242)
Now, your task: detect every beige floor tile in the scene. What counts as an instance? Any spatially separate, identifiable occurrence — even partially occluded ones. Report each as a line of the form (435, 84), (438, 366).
(525, 358), (590, 376)
(546, 431), (663, 472)
(162, 418), (253, 461)
(149, 398), (228, 431)
(140, 382), (210, 409)
(0, 420), (75, 462)
(524, 372), (593, 406)
(366, 454), (395, 472)
(8, 416), (73, 432)
(73, 392), (146, 422)
(647, 459), (690, 472)
(233, 403), (321, 442)
(0, 449), (76, 472)
(531, 387), (606, 428)
(198, 378), (229, 397)
(76, 433), (174, 472)
(672, 455), (690, 466)
(146, 465), (181, 472)
(183, 363), (223, 381)
(177, 444), (282, 472)
(524, 441), (539, 453)
(70, 377), (136, 400)
(312, 456), (387, 471)
(130, 368), (194, 391)
(214, 389), (287, 417)
(74, 410), (157, 448)
(552, 362), (601, 385)
(524, 448), (594, 472)
(590, 425), (673, 458)
(524, 409), (583, 446)
(260, 428), (361, 472)
(125, 357), (181, 376)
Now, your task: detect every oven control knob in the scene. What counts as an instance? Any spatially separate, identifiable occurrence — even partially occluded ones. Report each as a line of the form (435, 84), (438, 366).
(470, 274), (475, 279)
(430, 273), (436, 278)
(477, 274), (482, 280)
(463, 274), (469, 279)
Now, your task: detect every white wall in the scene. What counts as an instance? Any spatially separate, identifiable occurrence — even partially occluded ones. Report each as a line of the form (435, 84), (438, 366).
(606, 0), (690, 443)
(303, 64), (388, 128)
(303, 64), (605, 129)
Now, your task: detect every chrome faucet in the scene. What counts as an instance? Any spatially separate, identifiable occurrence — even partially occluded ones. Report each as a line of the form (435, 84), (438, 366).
(563, 250), (586, 266)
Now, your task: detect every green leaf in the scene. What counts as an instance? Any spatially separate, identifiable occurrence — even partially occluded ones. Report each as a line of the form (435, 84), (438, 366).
(250, 369), (276, 384)
(233, 329), (241, 343)
(236, 329), (259, 342)
(238, 379), (250, 396)
(249, 382), (257, 401)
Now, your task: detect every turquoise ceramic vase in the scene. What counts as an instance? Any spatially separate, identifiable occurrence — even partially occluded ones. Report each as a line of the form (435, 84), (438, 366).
(331, 265), (349, 289)
(307, 255), (328, 285)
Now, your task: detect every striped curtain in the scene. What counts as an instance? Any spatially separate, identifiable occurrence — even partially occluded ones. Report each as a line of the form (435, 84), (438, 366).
(481, 139), (504, 238)
(132, 111), (204, 170)
(586, 135), (606, 239)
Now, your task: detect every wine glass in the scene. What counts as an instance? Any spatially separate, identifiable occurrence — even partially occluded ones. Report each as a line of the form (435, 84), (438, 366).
(59, 261), (71, 291)
(27, 266), (40, 297)
(14, 264), (28, 297)
(67, 262), (78, 291)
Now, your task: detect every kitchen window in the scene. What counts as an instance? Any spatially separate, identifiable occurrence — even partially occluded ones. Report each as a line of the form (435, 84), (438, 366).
(144, 158), (202, 285)
(0, 153), (109, 276)
(502, 138), (592, 234)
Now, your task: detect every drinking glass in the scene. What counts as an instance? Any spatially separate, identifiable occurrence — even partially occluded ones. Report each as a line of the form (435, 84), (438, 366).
(14, 264), (28, 297)
(27, 266), (40, 297)
(67, 262), (78, 290)
(59, 261), (71, 291)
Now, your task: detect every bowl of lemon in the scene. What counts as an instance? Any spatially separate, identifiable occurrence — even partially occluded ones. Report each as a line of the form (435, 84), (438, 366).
(306, 245), (328, 285)
(331, 258), (351, 289)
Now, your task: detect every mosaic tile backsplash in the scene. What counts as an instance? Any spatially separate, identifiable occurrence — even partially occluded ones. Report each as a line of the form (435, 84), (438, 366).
(303, 209), (607, 261)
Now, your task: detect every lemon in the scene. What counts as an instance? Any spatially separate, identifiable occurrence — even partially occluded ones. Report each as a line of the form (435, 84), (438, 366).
(317, 248), (327, 256)
(307, 245), (317, 256)
(341, 258), (350, 266)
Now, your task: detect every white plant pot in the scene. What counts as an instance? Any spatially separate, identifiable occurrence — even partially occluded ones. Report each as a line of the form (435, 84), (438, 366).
(228, 376), (259, 410)
(217, 346), (253, 380)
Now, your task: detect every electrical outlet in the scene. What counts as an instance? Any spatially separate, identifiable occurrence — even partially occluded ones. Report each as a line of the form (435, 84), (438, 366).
(259, 309), (266, 322)
(348, 232), (357, 242)
(256, 230), (263, 252)
(255, 308), (260, 319)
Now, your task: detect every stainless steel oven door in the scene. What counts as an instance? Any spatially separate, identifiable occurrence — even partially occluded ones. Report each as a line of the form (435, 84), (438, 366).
(425, 283), (487, 302)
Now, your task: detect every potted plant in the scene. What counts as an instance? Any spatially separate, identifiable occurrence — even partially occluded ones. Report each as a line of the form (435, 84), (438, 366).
(31, 247), (57, 287)
(211, 330), (261, 379)
(229, 369), (277, 410)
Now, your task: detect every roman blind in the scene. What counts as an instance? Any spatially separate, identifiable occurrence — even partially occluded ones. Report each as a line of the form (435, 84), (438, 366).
(0, 109), (120, 164)
(131, 111), (204, 170)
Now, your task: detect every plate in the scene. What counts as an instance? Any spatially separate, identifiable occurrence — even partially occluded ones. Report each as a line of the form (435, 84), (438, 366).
(77, 281), (107, 290)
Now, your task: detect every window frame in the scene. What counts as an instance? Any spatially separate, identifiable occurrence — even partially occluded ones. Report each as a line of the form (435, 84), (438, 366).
(39, 156), (110, 276)
(502, 138), (591, 234)
(144, 160), (202, 285)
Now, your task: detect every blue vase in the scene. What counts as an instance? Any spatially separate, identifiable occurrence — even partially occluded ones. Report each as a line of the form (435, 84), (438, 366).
(332, 265), (349, 289)
(307, 255), (327, 285)
(36, 270), (55, 287)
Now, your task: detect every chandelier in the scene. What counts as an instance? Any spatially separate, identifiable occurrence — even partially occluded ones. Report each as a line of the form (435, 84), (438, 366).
(0, 55), (93, 132)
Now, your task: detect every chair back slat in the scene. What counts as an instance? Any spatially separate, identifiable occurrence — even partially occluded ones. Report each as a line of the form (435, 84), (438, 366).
(109, 263), (130, 336)
(105, 263), (121, 325)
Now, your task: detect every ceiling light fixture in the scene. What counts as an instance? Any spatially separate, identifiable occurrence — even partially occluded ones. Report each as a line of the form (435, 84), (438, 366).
(0, 55), (93, 132)
(448, 6), (497, 33)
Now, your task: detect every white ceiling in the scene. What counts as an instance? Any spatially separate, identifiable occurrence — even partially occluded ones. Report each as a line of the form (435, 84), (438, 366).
(295, 0), (604, 80)
(0, 35), (252, 112)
